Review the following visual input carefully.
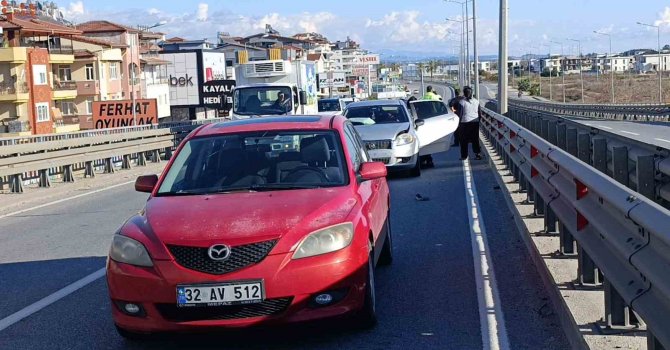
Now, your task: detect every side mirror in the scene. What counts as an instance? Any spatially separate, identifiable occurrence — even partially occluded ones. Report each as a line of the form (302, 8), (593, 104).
(359, 162), (387, 181)
(135, 174), (158, 193)
(415, 119), (425, 128)
(299, 90), (308, 106)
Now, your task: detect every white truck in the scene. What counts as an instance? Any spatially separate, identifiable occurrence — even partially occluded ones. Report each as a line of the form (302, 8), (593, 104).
(230, 60), (318, 119)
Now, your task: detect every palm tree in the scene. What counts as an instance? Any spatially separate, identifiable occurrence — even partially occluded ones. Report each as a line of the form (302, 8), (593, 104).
(428, 60), (438, 81)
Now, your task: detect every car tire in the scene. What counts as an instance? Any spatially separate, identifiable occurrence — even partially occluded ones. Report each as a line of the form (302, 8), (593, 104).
(353, 252), (377, 329)
(408, 156), (421, 177)
(115, 325), (151, 341)
(378, 213), (393, 266)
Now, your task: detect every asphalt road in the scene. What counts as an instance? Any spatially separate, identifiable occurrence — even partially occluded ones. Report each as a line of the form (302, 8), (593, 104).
(0, 148), (570, 350)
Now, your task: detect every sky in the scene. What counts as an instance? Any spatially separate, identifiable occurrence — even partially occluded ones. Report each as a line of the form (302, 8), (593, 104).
(55, 0), (670, 58)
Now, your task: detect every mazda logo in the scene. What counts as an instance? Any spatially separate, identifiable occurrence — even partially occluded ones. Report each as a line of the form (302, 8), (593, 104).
(207, 244), (231, 261)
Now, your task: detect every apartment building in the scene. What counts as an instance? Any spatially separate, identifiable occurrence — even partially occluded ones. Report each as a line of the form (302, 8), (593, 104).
(593, 55), (635, 73)
(0, 12), (81, 135)
(139, 30), (170, 119)
(635, 53), (670, 73)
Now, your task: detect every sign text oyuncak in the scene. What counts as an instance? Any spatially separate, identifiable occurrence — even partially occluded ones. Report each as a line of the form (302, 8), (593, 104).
(93, 99), (158, 129)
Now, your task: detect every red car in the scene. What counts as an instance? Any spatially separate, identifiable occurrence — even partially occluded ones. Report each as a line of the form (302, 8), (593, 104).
(107, 115), (392, 338)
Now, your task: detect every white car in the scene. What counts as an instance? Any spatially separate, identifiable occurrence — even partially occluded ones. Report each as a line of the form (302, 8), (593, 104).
(343, 99), (458, 176)
(317, 97), (355, 115)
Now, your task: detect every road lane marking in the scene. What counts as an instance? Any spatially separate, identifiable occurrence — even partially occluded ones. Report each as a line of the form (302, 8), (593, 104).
(0, 180), (136, 220)
(0, 268), (106, 332)
(596, 125), (613, 130)
(654, 138), (670, 144)
(619, 130), (640, 136)
(463, 159), (511, 350)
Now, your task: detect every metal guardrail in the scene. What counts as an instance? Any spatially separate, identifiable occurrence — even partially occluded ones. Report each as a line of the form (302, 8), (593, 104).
(0, 129), (174, 193)
(510, 99), (670, 122)
(480, 106), (670, 349)
(0, 125), (159, 146)
(506, 104), (670, 209)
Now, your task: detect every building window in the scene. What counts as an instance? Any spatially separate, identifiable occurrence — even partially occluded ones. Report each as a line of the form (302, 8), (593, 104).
(58, 66), (72, 81)
(36, 103), (50, 122)
(85, 64), (95, 80)
(110, 63), (118, 79)
(33, 65), (47, 85)
(99, 63), (105, 79)
(59, 101), (76, 116)
(85, 99), (93, 115)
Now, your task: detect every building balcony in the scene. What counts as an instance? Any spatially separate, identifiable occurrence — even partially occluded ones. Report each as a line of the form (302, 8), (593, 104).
(0, 47), (28, 63)
(52, 81), (78, 100)
(76, 81), (100, 95)
(0, 82), (29, 102)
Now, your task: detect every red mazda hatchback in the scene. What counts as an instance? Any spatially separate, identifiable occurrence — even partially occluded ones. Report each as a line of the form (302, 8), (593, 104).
(107, 115), (392, 338)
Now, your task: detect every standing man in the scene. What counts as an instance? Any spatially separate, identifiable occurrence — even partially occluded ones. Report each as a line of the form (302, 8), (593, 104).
(457, 86), (483, 160)
(448, 88), (464, 147)
(422, 85), (441, 100)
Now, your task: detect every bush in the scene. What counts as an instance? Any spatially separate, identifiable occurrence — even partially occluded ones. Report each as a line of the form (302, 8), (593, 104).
(517, 78), (531, 92)
(529, 83), (540, 96)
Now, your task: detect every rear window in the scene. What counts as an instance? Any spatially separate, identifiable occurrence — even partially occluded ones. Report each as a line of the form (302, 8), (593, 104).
(318, 100), (341, 112)
(343, 105), (409, 126)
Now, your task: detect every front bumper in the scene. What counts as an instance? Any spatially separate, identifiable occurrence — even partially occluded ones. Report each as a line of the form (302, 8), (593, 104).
(107, 246), (368, 333)
(367, 141), (418, 170)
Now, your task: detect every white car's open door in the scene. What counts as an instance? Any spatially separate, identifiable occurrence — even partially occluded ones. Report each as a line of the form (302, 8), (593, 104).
(410, 100), (459, 156)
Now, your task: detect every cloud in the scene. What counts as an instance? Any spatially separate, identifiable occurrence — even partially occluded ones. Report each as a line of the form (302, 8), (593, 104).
(655, 6), (670, 28)
(62, 1), (84, 17)
(197, 3), (208, 22)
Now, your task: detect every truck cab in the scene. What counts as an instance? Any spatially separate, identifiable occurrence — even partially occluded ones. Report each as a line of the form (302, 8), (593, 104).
(232, 84), (306, 118)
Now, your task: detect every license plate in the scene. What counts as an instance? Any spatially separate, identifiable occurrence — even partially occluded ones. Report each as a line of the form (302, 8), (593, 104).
(177, 281), (264, 307)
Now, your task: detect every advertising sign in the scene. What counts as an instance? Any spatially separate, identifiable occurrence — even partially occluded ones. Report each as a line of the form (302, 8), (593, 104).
(352, 54), (380, 65)
(202, 79), (236, 109)
(160, 52), (200, 106)
(317, 71), (347, 88)
(202, 52), (227, 82)
(93, 99), (158, 129)
(352, 67), (370, 76)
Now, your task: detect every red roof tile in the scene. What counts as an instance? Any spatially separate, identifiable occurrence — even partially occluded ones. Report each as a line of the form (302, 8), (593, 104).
(76, 20), (139, 33)
(0, 15), (81, 35)
(71, 35), (126, 48)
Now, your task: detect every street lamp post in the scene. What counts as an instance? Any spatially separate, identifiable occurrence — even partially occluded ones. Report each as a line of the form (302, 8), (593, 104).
(550, 40), (565, 103)
(446, 18), (467, 87)
(567, 38), (584, 102)
(135, 21), (167, 125)
(498, 0), (508, 114)
(594, 31), (614, 103)
(637, 22), (663, 103)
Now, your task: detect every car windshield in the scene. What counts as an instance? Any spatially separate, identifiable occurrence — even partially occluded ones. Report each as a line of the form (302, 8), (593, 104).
(157, 130), (348, 196)
(233, 87), (293, 115)
(318, 100), (341, 112)
(343, 105), (409, 126)
(411, 101), (450, 119)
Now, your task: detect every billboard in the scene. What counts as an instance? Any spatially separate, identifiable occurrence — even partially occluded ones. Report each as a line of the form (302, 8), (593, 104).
(317, 71), (347, 88)
(202, 79), (236, 109)
(352, 54), (380, 65)
(93, 99), (158, 129)
(160, 52), (200, 106)
(202, 52), (227, 82)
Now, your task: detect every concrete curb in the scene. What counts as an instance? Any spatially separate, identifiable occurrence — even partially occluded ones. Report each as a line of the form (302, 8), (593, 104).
(479, 133), (590, 350)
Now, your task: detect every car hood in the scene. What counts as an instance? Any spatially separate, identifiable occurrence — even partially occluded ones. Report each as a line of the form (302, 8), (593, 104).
(138, 187), (357, 255)
(353, 122), (411, 141)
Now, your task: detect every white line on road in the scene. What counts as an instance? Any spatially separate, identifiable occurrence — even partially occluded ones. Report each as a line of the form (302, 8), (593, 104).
(596, 125), (613, 130)
(618, 130), (640, 136)
(0, 180), (135, 220)
(462, 160), (511, 350)
(654, 138), (670, 144)
(0, 268), (106, 332)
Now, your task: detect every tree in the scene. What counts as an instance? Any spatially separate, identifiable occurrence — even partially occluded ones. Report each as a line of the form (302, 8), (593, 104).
(427, 60), (438, 81)
(517, 78), (531, 92)
(664, 44), (670, 51)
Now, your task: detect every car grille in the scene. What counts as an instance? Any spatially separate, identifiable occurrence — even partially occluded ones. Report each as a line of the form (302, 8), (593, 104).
(373, 158), (391, 164)
(167, 240), (277, 275)
(365, 139), (392, 150)
(156, 297), (293, 322)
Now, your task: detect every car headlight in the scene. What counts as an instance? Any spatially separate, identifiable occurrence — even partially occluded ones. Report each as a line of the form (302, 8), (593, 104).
(293, 223), (354, 259)
(110, 234), (153, 267)
(395, 132), (415, 146)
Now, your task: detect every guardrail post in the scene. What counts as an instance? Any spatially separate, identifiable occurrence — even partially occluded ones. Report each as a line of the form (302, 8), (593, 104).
(10, 174), (24, 193)
(566, 128), (578, 157)
(104, 158), (115, 174)
(0, 176), (4, 191)
(526, 182), (536, 204)
(577, 246), (602, 287)
(636, 155), (655, 201)
(559, 222), (577, 255)
(534, 192), (545, 216)
(84, 161), (95, 178)
(612, 146), (629, 187)
(604, 278), (641, 329)
(647, 328), (666, 350)
(577, 133), (591, 164)
(38, 169), (51, 188)
(547, 121), (558, 145)
(592, 138), (608, 174)
(151, 150), (161, 163)
(556, 123), (567, 150)
(137, 152), (147, 166)
(63, 165), (75, 183)
(122, 155), (132, 170)
(164, 147), (173, 160)
(541, 119), (550, 140)
(534, 117), (542, 135)
(544, 205), (558, 234)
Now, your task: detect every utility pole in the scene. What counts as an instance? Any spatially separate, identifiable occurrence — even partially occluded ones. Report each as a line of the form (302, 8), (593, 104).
(594, 31), (615, 103)
(472, 0), (479, 97)
(498, 0), (508, 114)
(464, 0), (470, 86)
(551, 40), (565, 103)
(637, 22), (662, 103)
(568, 38), (584, 102)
